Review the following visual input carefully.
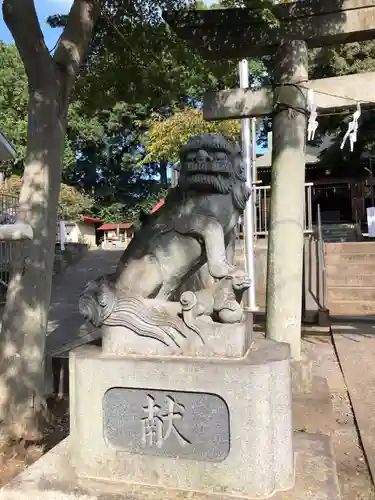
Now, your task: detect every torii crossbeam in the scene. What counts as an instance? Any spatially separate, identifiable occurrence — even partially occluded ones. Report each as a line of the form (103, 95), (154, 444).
(204, 71), (375, 121)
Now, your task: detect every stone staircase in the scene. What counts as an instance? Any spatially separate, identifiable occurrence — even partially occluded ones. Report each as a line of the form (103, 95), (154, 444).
(320, 223), (361, 242)
(326, 241), (375, 317)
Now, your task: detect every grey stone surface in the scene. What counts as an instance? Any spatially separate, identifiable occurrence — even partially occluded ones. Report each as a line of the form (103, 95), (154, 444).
(292, 376), (334, 436)
(69, 338), (294, 499)
(102, 318), (250, 358)
(103, 388), (230, 461)
(291, 354), (313, 394)
(0, 432), (341, 500)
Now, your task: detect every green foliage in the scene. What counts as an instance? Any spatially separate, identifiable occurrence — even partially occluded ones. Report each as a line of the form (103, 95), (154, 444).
(45, 0), (267, 225)
(56, 0), (266, 223)
(64, 99), (168, 223)
(74, 23), (241, 113)
(0, 176), (95, 221)
(143, 107), (241, 163)
(95, 203), (126, 224)
(51, 0), (266, 114)
(93, 185), (169, 224)
(310, 41), (375, 79)
(3, 0), (374, 230)
(0, 42), (104, 176)
(214, 0), (289, 26)
(58, 184), (95, 221)
(0, 42), (28, 171)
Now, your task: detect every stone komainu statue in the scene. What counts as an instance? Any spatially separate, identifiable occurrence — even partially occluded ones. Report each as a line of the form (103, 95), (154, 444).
(79, 134), (251, 348)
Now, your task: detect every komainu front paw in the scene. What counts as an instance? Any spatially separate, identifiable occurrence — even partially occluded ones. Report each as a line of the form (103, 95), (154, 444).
(209, 263), (236, 279)
(229, 270), (251, 291)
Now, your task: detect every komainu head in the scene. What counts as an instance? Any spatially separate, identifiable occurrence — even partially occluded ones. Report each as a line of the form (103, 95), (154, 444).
(178, 133), (250, 211)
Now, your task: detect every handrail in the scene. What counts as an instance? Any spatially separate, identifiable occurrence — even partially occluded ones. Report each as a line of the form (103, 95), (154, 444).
(317, 203), (327, 309)
(253, 182), (314, 236)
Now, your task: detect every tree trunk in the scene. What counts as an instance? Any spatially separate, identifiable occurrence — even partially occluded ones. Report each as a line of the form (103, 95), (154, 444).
(0, 86), (65, 439)
(0, 0), (100, 440)
(160, 160), (168, 186)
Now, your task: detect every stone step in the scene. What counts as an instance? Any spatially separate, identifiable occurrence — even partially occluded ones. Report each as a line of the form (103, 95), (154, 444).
(323, 229), (355, 233)
(326, 252), (375, 264)
(328, 299), (375, 316)
(323, 228), (356, 234)
(328, 286), (375, 302)
(327, 262), (375, 277)
(322, 227), (358, 242)
(322, 223), (356, 228)
(324, 236), (357, 242)
(326, 241), (375, 254)
(327, 272), (375, 290)
(322, 227), (356, 233)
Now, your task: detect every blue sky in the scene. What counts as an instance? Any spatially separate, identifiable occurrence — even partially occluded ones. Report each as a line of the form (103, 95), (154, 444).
(0, 0), (73, 49)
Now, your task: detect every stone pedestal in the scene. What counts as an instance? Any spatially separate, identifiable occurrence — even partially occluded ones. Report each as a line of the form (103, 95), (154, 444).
(69, 337), (294, 500)
(0, 332), (342, 500)
(101, 318), (251, 357)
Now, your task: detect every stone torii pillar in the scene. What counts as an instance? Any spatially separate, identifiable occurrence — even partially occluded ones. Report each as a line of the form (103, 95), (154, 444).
(266, 40), (308, 360)
(164, 0), (375, 359)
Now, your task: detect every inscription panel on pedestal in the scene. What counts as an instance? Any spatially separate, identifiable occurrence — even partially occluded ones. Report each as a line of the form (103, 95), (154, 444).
(103, 388), (230, 462)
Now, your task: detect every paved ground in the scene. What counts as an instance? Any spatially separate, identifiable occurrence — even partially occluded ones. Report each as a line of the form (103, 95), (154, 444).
(303, 329), (375, 500)
(330, 323), (375, 499)
(46, 249), (123, 356)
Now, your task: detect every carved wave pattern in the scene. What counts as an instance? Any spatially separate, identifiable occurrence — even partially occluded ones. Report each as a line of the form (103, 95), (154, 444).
(102, 296), (199, 348)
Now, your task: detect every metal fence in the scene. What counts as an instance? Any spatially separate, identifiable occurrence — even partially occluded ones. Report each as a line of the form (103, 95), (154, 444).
(0, 199), (65, 302)
(0, 193), (19, 299)
(253, 182), (313, 236)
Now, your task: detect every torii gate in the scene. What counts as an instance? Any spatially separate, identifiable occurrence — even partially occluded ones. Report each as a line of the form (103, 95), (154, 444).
(164, 0), (375, 359)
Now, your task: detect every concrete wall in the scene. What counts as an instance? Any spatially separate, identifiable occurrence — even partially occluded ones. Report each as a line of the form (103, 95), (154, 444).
(65, 222), (96, 248)
(76, 222), (96, 247)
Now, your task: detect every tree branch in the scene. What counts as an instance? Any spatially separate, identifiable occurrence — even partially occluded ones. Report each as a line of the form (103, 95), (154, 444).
(2, 0), (53, 86)
(53, 0), (102, 90)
